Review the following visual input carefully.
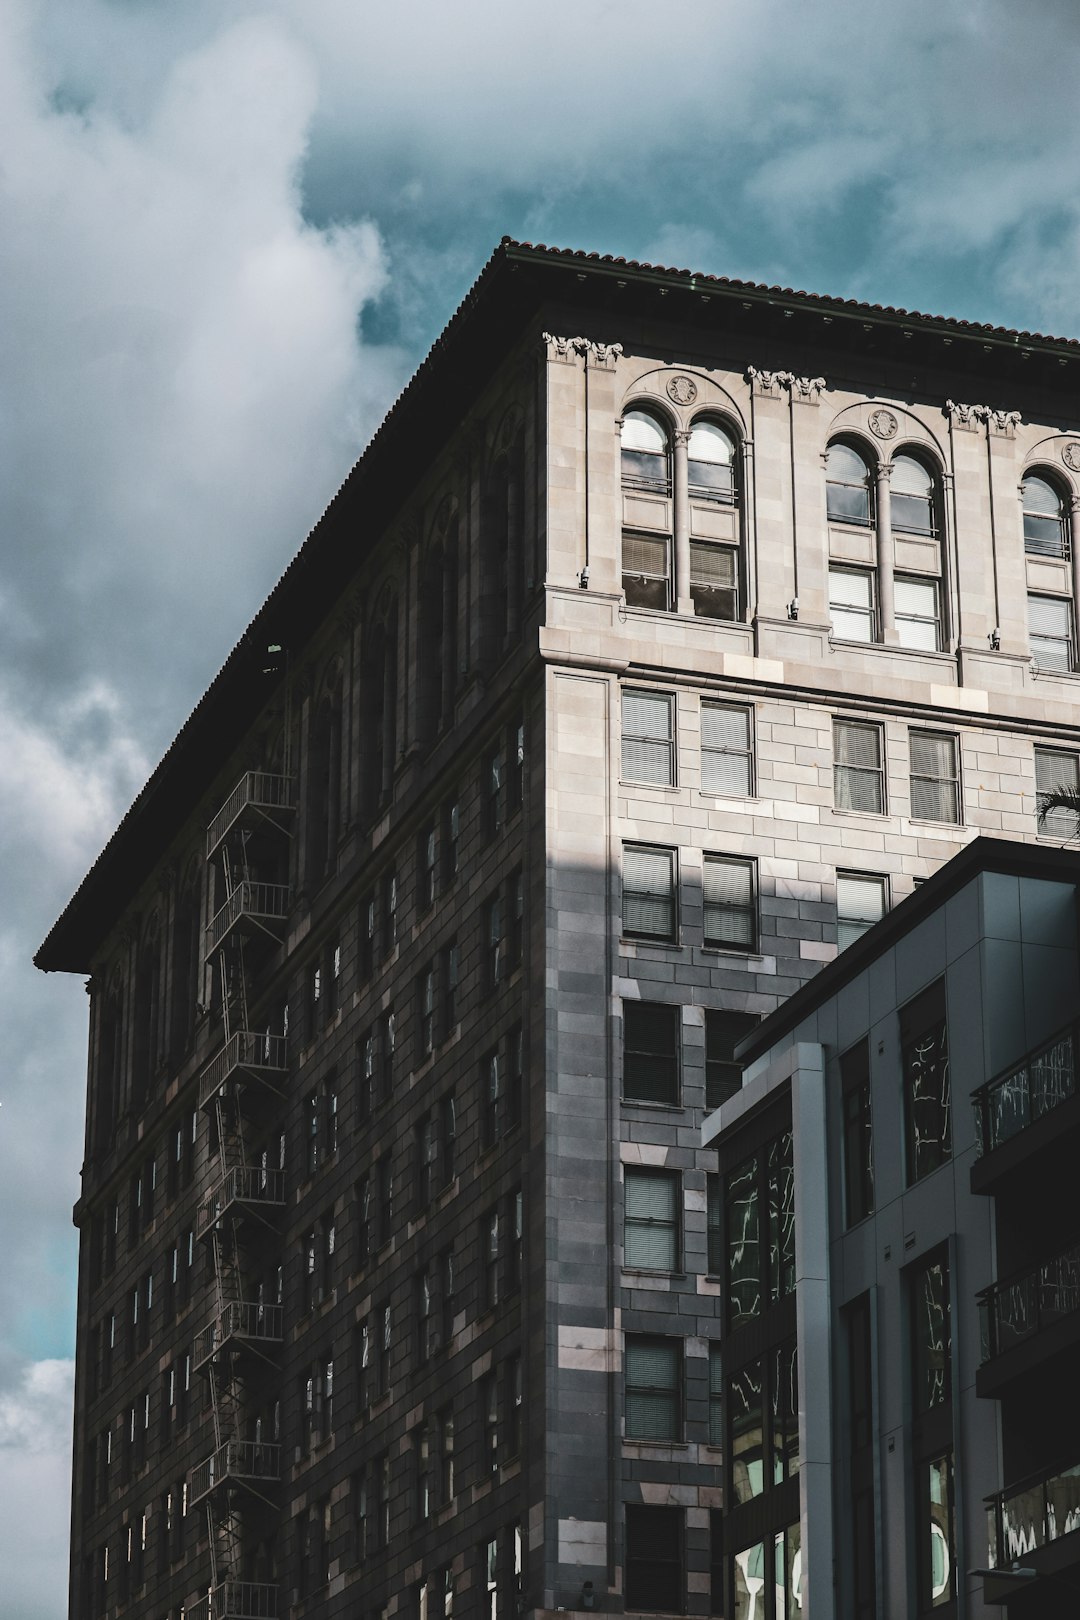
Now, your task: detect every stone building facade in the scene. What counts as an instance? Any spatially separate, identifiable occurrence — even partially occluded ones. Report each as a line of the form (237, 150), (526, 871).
(37, 240), (1080, 1620)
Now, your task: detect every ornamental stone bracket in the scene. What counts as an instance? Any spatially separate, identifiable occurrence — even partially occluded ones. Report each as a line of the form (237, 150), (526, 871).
(747, 366), (826, 402)
(542, 333), (623, 369)
(945, 400), (1022, 437)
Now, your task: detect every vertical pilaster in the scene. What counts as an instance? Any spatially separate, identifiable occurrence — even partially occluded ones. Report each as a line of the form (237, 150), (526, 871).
(674, 429), (692, 613)
(875, 463), (897, 641)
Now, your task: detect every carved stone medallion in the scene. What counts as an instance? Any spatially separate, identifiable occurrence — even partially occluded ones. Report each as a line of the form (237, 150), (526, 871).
(666, 375), (698, 406)
(869, 408), (898, 440)
(1062, 442), (1080, 472)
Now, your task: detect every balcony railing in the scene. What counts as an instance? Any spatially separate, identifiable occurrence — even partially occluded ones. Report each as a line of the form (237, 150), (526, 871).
(978, 1241), (1080, 1364)
(207, 771), (295, 859)
(187, 1582), (279, 1620)
(197, 1166), (285, 1238)
(199, 1031), (288, 1109)
(205, 882), (290, 956)
(189, 1439), (281, 1506)
(986, 1459), (1080, 1568)
(972, 1024), (1077, 1157)
(193, 1300), (285, 1371)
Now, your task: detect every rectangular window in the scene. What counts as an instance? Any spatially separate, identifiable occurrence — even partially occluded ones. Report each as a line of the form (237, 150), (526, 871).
(361, 890), (376, 981)
(382, 869), (398, 958)
(910, 730), (960, 824)
(509, 719), (525, 812)
(911, 1251), (951, 1416)
(622, 843), (676, 941)
(482, 1048), (501, 1151)
(845, 1296), (877, 1620)
(625, 1504), (683, 1613)
(624, 1168), (679, 1272)
(442, 939), (459, 1034)
(841, 1040), (874, 1227)
(834, 718), (884, 813)
(625, 1336), (681, 1440)
(1036, 746), (1080, 839)
(381, 1008), (395, 1100)
(623, 1001), (680, 1105)
(377, 1155), (393, 1248)
(482, 1373), (499, 1474)
(623, 532), (671, 612)
(725, 1128), (794, 1331)
(701, 702), (753, 795)
(703, 854), (757, 951)
(706, 1174), (722, 1275)
(418, 964), (435, 1058)
(443, 798), (460, 888)
(508, 868), (524, 971)
(1029, 593), (1074, 670)
(439, 1405), (456, 1501)
(622, 690), (675, 785)
(485, 893), (505, 990)
(708, 1344), (723, 1445)
(690, 541), (738, 620)
(916, 1454), (956, 1613)
(895, 576), (941, 651)
(901, 980), (950, 1184)
(506, 1356), (522, 1458)
(419, 826), (437, 911)
(837, 871), (887, 950)
(830, 567), (876, 642)
(705, 1009), (758, 1109)
(482, 1209), (500, 1312)
(486, 747), (504, 837)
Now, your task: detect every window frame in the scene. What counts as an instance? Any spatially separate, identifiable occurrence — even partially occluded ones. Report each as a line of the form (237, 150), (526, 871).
(1028, 591), (1075, 672)
(1022, 469), (1070, 560)
(829, 565), (877, 644)
(826, 441), (874, 528)
(901, 980), (951, 1186)
(836, 871), (888, 951)
(1035, 745), (1080, 839)
(624, 1166), (681, 1273)
(909, 729), (960, 826)
(622, 842), (677, 942)
(622, 689), (676, 787)
(894, 574), (942, 652)
(833, 718), (885, 815)
(700, 701), (754, 797)
(703, 853), (758, 953)
(622, 1000), (681, 1107)
(624, 1334), (682, 1442)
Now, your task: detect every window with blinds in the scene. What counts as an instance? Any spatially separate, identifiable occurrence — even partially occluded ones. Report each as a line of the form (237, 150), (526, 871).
(706, 1009), (759, 1108)
(623, 1001), (680, 1105)
(623, 533), (671, 611)
(624, 1168), (679, 1270)
(829, 567), (876, 642)
(623, 844), (676, 940)
(1029, 593), (1074, 670)
(625, 1336), (681, 1440)
(690, 541), (738, 620)
(909, 731), (959, 824)
(1035, 747), (1080, 839)
(837, 872), (887, 951)
(834, 719), (884, 813)
(895, 576), (940, 652)
(622, 690), (675, 785)
(701, 702), (753, 796)
(703, 855), (757, 951)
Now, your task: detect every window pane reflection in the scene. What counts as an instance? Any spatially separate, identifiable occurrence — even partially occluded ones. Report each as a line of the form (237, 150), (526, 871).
(729, 1361), (764, 1505)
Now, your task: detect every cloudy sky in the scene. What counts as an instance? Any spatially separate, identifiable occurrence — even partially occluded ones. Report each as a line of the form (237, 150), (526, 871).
(5, 0), (1080, 1608)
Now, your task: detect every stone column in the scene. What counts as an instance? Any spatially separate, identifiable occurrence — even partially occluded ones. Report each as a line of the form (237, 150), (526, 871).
(1069, 494), (1080, 626)
(673, 429), (692, 614)
(875, 462), (897, 641)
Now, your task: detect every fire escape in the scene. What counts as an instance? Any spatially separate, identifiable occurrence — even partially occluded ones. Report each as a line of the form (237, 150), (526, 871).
(188, 771), (294, 1620)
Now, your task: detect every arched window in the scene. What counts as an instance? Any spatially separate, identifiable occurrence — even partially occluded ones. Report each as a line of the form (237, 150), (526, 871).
(621, 411), (670, 495)
(362, 602), (397, 817)
(307, 679), (342, 885)
(1022, 472), (1069, 559)
(891, 454), (936, 537)
(170, 878), (200, 1056)
(132, 929), (162, 1110)
(826, 443), (874, 527)
(687, 420), (736, 503)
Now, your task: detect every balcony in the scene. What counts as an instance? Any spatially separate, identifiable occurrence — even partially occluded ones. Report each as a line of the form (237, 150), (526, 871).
(189, 1439), (281, 1507)
(205, 882), (290, 958)
(199, 1032), (288, 1110)
(207, 771), (295, 860)
(971, 1024), (1080, 1196)
(977, 1242), (1080, 1396)
(197, 1166), (285, 1239)
(986, 1460), (1080, 1591)
(193, 1300), (284, 1371)
(187, 1582), (279, 1620)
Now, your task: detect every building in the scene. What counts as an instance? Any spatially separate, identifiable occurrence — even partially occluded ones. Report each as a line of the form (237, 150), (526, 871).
(704, 836), (1080, 1618)
(34, 238), (1080, 1620)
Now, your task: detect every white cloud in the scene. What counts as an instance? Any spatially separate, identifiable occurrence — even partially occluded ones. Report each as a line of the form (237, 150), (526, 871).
(0, 1360), (73, 1620)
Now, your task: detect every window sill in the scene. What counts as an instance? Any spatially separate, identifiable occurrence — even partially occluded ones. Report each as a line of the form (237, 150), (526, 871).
(621, 1098), (684, 1113)
(622, 1268), (684, 1280)
(621, 936), (680, 950)
(830, 807), (888, 821)
(623, 1438), (688, 1451)
(906, 817), (963, 830)
(621, 780), (681, 794)
(701, 945), (761, 960)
